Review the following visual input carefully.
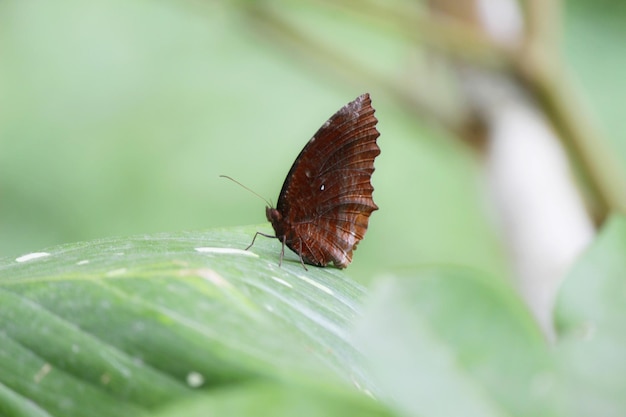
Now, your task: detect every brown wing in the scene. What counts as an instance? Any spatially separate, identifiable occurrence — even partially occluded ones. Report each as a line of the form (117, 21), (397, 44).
(274, 93), (380, 268)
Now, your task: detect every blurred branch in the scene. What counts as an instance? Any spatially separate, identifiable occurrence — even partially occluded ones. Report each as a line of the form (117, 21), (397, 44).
(518, 57), (626, 220)
(524, 0), (562, 58)
(232, 0), (626, 220)
(517, 0), (626, 220)
(311, 0), (517, 71)
(238, 2), (461, 130)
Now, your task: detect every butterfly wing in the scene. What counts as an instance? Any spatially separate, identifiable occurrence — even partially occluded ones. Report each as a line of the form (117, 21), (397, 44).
(273, 93), (380, 268)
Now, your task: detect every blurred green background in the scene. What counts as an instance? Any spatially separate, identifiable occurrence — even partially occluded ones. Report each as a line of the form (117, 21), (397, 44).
(1, 0), (625, 282)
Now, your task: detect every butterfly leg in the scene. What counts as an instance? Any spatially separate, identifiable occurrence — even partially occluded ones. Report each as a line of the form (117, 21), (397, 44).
(279, 235), (286, 267)
(245, 232), (276, 251)
(297, 238), (308, 271)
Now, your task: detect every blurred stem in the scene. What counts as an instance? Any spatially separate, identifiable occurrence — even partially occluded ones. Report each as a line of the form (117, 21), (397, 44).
(525, 0), (562, 59)
(238, 0), (523, 131)
(517, 58), (626, 220)
(517, 0), (626, 220)
(312, 0), (517, 71)
(239, 2), (461, 129)
(234, 0), (626, 220)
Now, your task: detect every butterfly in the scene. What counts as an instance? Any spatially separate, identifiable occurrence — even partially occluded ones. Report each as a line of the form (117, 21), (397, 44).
(247, 93), (380, 269)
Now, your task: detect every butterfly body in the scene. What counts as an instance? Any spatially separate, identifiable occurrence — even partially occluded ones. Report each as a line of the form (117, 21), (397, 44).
(263, 93), (380, 269)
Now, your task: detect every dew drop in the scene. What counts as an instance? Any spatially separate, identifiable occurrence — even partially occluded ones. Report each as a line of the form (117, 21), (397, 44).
(186, 371), (205, 388)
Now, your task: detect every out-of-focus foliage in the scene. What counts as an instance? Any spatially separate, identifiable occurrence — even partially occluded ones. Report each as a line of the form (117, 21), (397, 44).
(1, 0), (624, 283)
(565, 0), (626, 160)
(1, 1), (625, 415)
(0, 0), (490, 283)
(2, 216), (625, 416)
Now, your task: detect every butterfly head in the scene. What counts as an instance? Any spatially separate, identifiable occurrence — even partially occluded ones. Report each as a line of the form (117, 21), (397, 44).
(266, 206), (286, 239)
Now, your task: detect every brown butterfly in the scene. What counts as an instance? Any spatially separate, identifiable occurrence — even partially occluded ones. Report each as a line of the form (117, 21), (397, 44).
(244, 93), (380, 269)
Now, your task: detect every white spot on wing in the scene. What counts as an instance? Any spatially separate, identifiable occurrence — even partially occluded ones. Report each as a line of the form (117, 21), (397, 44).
(16, 252), (50, 263)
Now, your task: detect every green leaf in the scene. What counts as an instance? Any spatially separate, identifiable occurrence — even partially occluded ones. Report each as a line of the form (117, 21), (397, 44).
(5, 219), (626, 416)
(555, 214), (626, 417)
(154, 380), (392, 417)
(0, 225), (371, 416)
(354, 268), (560, 417)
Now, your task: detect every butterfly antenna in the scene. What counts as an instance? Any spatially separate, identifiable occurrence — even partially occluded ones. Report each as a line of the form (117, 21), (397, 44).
(220, 175), (273, 207)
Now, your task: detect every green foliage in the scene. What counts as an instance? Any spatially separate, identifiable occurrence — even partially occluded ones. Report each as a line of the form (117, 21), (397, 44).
(1, 0), (626, 415)
(554, 215), (626, 416)
(0, 0), (512, 282)
(0, 225), (371, 416)
(2, 217), (626, 416)
(154, 381), (392, 417)
(355, 270), (555, 417)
